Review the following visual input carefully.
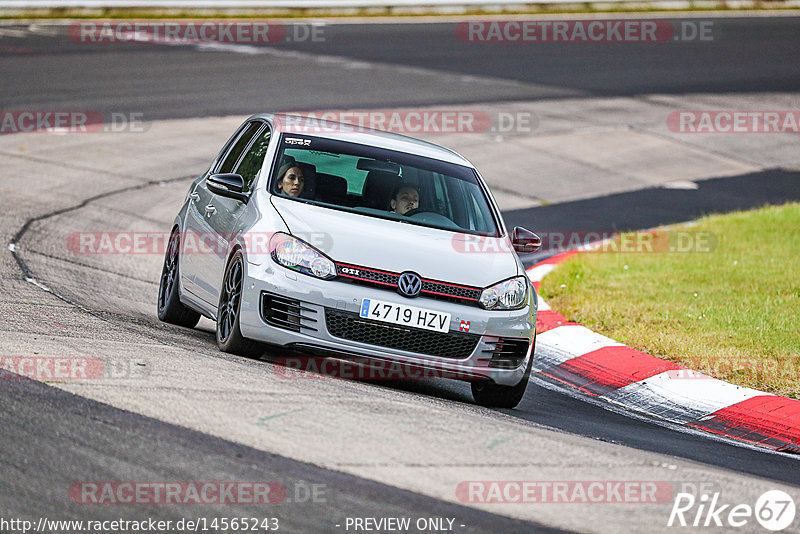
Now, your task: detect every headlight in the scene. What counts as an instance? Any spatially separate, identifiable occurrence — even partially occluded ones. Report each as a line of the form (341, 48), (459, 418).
(270, 233), (336, 280)
(479, 276), (528, 310)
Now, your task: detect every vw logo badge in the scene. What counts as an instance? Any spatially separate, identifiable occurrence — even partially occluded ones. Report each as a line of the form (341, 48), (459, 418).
(397, 272), (422, 298)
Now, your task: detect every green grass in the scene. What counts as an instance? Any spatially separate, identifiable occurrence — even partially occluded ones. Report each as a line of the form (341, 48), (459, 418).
(539, 203), (800, 398)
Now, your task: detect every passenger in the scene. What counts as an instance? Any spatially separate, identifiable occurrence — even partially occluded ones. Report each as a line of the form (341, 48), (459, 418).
(276, 162), (305, 197)
(390, 185), (420, 215)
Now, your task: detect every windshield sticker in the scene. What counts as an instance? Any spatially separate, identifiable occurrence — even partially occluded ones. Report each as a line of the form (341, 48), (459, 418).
(285, 137), (311, 146)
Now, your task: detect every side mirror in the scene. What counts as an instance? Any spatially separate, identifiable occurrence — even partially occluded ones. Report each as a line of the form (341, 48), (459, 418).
(511, 226), (542, 253)
(207, 173), (249, 203)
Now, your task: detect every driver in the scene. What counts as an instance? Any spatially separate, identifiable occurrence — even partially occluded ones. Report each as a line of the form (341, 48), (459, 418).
(390, 185), (419, 215)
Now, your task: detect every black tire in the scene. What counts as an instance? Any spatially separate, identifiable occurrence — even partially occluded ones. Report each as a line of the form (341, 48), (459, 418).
(157, 230), (201, 328)
(471, 337), (535, 409)
(217, 251), (260, 356)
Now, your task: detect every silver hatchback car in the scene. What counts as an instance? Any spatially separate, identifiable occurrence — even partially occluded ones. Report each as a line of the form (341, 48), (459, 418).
(158, 114), (541, 408)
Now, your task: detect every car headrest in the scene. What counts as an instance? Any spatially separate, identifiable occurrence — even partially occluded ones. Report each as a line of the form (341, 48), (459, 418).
(362, 170), (402, 210)
(315, 173), (348, 200)
(279, 154), (296, 168)
(294, 162), (316, 199)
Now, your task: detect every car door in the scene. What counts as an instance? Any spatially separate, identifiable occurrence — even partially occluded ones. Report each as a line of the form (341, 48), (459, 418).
(202, 123), (273, 307)
(182, 120), (263, 307)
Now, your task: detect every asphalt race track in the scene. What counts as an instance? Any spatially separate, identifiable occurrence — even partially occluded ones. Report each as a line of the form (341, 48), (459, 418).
(3, 17), (800, 118)
(1, 15), (799, 534)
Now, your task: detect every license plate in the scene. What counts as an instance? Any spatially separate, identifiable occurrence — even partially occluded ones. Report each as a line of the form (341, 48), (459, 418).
(359, 298), (451, 333)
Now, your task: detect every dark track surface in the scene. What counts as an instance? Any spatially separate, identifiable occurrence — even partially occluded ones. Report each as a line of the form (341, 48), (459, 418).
(1, 17), (799, 119)
(509, 169), (800, 235)
(356, 373), (800, 486)
(271, 18), (800, 96)
(0, 371), (559, 533)
(514, 168), (800, 266)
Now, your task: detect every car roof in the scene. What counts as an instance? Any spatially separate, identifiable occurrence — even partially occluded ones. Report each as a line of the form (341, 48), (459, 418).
(248, 113), (476, 168)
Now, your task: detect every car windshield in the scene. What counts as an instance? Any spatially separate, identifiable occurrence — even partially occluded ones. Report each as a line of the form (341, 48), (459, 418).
(269, 133), (500, 236)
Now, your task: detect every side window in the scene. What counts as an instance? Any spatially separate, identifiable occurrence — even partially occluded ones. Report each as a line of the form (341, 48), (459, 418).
(234, 126), (271, 193)
(217, 122), (262, 174)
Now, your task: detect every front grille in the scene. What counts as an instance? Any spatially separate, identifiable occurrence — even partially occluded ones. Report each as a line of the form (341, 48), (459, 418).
(334, 262), (482, 307)
(483, 337), (530, 369)
(325, 308), (479, 359)
(420, 280), (481, 301)
(260, 292), (318, 332)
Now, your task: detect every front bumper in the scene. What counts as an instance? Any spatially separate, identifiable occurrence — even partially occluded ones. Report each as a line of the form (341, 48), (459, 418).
(239, 261), (536, 386)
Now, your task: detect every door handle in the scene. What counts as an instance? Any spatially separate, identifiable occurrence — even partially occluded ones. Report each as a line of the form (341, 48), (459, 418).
(205, 204), (216, 216)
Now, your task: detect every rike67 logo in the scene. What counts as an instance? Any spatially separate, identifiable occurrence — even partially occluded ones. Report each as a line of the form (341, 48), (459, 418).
(668, 489), (796, 531)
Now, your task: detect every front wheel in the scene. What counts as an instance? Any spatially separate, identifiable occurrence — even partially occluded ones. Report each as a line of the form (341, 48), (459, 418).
(217, 251), (260, 357)
(157, 230), (201, 328)
(471, 338), (534, 409)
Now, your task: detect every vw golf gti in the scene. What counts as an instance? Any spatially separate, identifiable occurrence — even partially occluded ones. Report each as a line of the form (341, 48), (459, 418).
(158, 114), (541, 408)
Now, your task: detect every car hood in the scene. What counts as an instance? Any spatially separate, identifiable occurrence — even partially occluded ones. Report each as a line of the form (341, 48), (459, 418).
(271, 197), (520, 288)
